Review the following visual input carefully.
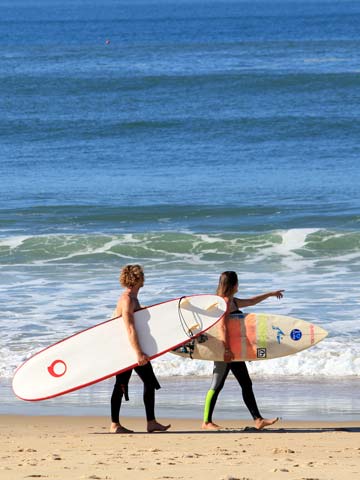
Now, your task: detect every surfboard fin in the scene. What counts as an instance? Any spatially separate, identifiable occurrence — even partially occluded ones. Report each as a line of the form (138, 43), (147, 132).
(206, 302), (218, 311)
(180, 298), (191, 307)
(187, 323), (200, 334)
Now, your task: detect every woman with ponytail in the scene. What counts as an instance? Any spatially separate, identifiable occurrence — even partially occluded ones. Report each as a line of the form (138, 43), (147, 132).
(202, 271), (284, 430)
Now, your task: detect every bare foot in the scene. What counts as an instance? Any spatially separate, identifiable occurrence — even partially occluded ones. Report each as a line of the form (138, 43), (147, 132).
(255, 417), (279, 430)
(201, 421), (222, 430)
(110, 423), (134, 434)
(147, 420), (171, 433)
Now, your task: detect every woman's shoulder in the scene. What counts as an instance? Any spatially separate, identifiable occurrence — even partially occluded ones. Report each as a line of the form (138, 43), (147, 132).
(112, 293), (130, 317)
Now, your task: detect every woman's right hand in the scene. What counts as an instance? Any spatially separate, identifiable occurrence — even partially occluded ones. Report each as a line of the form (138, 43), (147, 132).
(224, 348), (234, 362)
(137, 352), (149, 366)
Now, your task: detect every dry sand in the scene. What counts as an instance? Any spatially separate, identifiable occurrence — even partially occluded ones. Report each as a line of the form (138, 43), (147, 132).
(0, 415), (359, 480)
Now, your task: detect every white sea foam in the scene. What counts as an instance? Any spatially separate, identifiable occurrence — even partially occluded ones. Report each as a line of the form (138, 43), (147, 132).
(1, 229), (359, 380)
(154, 337), (360, 378)
(0, 235), (29, 249)
(276, 229), (320, 253)
(3, 338), (359, 380)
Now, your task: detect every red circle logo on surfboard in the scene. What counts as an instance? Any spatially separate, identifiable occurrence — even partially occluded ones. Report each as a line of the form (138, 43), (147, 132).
(47, 359), (67, 377)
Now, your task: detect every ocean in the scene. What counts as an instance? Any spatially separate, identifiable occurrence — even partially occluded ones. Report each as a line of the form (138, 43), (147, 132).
(1, 0), (359, 420)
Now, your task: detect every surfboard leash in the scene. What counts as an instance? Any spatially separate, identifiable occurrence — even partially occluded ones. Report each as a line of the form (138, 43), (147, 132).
(176, 296), (209, 358)
(178, 296), (195, 339)
(177, 296), (196, 358)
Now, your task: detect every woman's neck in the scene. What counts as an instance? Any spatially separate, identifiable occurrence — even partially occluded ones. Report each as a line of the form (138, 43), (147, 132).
(125, 286), (140, 297)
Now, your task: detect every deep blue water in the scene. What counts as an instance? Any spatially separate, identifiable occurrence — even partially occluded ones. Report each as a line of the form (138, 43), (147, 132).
(0, 1), (359, 395)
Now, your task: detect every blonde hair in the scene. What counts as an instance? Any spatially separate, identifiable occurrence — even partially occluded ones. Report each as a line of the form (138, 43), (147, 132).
(216, 271), (238, 298)
(120, 264), (144, 288)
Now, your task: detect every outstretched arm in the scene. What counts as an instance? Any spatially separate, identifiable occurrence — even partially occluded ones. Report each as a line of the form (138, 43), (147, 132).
(235, 290), (284, 309)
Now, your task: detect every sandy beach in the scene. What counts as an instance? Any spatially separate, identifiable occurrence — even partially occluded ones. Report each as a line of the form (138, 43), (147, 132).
(1, 415), (359, 480)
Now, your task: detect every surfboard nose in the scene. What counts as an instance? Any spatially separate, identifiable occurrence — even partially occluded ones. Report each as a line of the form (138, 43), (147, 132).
(316, 324), (329, 340)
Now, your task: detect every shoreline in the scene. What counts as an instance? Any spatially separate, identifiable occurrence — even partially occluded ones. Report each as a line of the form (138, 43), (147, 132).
(1, 415), (359, 480)
(2, 375), (360, 421)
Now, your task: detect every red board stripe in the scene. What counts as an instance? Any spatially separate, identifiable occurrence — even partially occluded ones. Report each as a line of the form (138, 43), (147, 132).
(245, 314), (257, 359)
(228, 318), (242, 358)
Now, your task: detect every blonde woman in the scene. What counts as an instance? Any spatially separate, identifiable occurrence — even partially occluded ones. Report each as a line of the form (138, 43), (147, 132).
(110, 264), (170, 434)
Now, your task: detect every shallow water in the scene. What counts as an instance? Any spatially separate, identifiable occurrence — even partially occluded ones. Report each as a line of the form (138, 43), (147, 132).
(2, 376), (359, 421)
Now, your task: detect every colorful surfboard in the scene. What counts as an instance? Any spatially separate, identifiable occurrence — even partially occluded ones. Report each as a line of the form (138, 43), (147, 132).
(13, 295), (227, 401)
(172, 311), (328, 361)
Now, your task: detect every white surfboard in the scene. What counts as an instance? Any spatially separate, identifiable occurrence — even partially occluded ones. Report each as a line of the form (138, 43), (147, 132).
(13, 295), (227, 401)
(172, 311), (328, 361)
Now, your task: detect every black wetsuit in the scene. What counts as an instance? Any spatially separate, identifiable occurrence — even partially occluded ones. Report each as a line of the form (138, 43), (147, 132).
(203, 361), (262, 423)
(111, 362), (161, 423)
(203, 310), (262, 423)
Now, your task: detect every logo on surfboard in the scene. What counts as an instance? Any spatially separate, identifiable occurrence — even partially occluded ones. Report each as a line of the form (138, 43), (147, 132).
(272, 325), (285, 344)
(257, 348), (267, 358)
(47, 359), (67, 378)
(290, 329), (302, 341)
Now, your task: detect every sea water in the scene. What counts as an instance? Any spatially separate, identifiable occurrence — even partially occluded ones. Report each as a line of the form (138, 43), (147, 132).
(1, 0), (359, 420)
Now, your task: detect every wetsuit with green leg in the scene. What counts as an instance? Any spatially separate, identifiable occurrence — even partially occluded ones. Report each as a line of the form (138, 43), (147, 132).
(203, 360), (262, 424)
